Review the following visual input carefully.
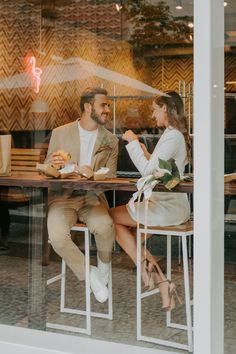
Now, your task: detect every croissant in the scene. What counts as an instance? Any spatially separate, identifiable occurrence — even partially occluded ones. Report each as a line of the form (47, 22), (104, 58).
(57, 150), (71, 162)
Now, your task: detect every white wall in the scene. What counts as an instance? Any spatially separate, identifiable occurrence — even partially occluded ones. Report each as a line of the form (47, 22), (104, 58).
(0, 325), (177, 354)
(194, 0), (224, 354)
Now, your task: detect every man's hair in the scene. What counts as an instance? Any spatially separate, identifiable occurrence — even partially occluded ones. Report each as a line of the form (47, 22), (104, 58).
(80, 87), (108, 112)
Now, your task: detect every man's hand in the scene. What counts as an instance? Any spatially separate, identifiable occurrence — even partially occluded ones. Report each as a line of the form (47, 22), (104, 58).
(48, 150), (70, 170)
(122, 130), (138, 143)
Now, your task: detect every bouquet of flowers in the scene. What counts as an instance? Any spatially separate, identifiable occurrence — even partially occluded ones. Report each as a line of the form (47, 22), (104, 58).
(129, 158), (180, 213)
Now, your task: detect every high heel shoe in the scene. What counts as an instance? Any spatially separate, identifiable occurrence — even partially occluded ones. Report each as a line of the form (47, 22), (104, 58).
(157, 280), (182, 311)
(141, 259), (165, 291)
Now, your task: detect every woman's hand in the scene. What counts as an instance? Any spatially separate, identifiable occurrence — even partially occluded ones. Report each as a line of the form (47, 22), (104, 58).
(122, 130), (138, 143)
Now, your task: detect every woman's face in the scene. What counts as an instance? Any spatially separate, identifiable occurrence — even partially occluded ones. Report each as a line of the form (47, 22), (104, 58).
(152, 101), (167, 128)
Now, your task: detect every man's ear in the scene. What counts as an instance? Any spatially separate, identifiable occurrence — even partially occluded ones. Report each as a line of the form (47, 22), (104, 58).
(84, 102), (92, 113)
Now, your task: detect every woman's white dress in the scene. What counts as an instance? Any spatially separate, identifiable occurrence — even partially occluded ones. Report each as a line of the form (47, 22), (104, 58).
(126, 127), (190, 226)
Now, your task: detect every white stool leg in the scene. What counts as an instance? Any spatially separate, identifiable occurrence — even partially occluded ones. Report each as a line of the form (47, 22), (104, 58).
(178, 236), (182, 265)
(166, 235), (172, 327)
(108, 266), (113, 320)
(188, 235), (192, 259)
(79, 229), (113, 320)
(166, 234), (172, 280)
(182, 235), (193, 352)
(136, 228), (193, 351)
(47, 226), (92, 335)
(136, 228), (142, 340)
(60, 260), (66, 312)
(90, 272), (113, 319)
(84, 228), (91, 335)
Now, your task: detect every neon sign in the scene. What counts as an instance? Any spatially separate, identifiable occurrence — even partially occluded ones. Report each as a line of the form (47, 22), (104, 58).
(29, 56), (42, 93)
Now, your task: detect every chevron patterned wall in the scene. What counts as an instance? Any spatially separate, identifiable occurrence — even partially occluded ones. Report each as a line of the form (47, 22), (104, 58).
(0, 0), (151, 132)
(152, 57), (193, 92)
(0, 0), (235, 133)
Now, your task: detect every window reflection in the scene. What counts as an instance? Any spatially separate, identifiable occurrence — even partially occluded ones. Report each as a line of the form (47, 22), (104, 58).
(2, 0), (235, 352)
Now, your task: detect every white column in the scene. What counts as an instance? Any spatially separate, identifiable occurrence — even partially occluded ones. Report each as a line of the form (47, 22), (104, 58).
(194, 1), (224, 354)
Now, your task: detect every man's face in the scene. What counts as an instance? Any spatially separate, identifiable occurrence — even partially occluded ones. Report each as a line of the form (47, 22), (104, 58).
(90, 94), (110, 126)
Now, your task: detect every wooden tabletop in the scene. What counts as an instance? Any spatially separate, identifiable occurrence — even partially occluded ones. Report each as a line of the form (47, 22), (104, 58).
(0, 172), (235, 194)
(0, 173), (190, 192)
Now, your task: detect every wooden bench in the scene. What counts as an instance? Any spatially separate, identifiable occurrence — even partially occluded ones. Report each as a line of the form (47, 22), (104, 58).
(0, 148), (45, 203)
(0, 148), (47, 253)
(11, 148), (45, 174)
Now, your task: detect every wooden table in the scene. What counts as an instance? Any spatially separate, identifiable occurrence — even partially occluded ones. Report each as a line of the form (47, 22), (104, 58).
(0, 173), (235, 194)
(0, 173), (235, 330)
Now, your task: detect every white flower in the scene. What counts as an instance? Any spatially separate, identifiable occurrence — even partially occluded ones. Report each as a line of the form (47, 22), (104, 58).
(156, 167), (172, 176)
(142, 180), (159, 199)
(128, 158), (180, 212)
(153, 170), (165, 179)
(137, 175), (153, 191)
(128, 176), (160, 212)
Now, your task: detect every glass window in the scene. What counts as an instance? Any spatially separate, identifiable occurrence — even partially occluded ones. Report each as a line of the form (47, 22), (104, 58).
(224, 2), (236, 353)
(1, 1), (219, 353)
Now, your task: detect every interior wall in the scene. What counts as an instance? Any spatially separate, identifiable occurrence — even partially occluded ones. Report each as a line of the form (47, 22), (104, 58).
(1, 0), (236, 132)
(152, 54), (236, 93)
(152, 56), (193, 92)
(0, 0), (151, 131)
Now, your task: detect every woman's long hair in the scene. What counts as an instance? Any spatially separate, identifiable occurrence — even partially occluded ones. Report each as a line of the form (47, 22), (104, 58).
(154, 92), (192, 164)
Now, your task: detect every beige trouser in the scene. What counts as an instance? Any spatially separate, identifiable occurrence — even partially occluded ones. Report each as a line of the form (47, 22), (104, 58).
(47, 194), (115, 281)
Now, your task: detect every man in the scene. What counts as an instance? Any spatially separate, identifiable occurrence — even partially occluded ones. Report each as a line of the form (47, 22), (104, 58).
(45, 87), (118, 303)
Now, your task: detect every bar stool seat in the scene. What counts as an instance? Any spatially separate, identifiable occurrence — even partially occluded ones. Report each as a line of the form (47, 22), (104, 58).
(136, 220), (194, 352)
(46, 223), (113, 335)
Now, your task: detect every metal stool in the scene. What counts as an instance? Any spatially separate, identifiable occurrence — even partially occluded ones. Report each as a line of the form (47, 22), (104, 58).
(137, 220), (193, 352)
(47, 223), (113, 335)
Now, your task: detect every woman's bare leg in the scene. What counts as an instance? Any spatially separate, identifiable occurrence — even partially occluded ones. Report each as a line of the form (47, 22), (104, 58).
(110, 205), (166, 282)
(110, 205), (178, 309)
(110, 205), (137, 263)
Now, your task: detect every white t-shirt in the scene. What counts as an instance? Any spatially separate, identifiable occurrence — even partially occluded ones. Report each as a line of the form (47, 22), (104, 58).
(78, 122), (98, 166)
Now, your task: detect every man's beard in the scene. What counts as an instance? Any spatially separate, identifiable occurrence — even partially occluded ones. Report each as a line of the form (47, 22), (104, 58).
(91, 107), (108, 125)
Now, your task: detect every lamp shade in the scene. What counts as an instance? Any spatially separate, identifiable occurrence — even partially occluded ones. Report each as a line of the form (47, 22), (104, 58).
(175, 0), (183, 9)
(30, 98), (49, 113)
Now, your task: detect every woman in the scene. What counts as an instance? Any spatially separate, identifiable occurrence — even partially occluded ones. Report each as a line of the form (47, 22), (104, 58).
(110, 92), (191, 310)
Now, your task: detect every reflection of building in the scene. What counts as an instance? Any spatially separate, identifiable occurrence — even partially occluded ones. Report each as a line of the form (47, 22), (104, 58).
(1, 0), (236, 133)
(0, 0), (192, 131)
(0, 1), (233, 354)
(226, 94), (236, 134)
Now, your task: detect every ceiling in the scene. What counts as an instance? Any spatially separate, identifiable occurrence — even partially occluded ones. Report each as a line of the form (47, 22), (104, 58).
(24, 0), (236, 58)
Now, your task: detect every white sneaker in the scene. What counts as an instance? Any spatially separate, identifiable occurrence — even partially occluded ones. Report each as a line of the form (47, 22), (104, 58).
(90, 266), (108, 303)
(97, 256), (110, 286)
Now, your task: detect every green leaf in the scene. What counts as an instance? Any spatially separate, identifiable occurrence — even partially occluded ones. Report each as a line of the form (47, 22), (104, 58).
(158, 158), (181, 190)
(169, 158), (180, 178)
(160, 173), (172, 185)
(158, 158), (172, 172)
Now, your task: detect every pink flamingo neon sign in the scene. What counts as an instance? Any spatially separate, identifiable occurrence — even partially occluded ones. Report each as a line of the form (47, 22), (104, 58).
(29, 56), (42, 93)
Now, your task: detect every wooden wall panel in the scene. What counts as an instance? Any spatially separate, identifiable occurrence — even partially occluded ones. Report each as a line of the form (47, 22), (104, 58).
(152, 57), (193, 92)
(0, 0), (150, 131)
(1, 0), (236, 133)
(225, 55), (236, 92)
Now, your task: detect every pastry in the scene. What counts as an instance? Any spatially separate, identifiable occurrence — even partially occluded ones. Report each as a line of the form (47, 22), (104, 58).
(57, 150), (71, 163)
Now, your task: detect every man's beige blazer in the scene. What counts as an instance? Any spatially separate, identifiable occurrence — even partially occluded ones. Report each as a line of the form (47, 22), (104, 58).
(45, 119), (119, 205)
